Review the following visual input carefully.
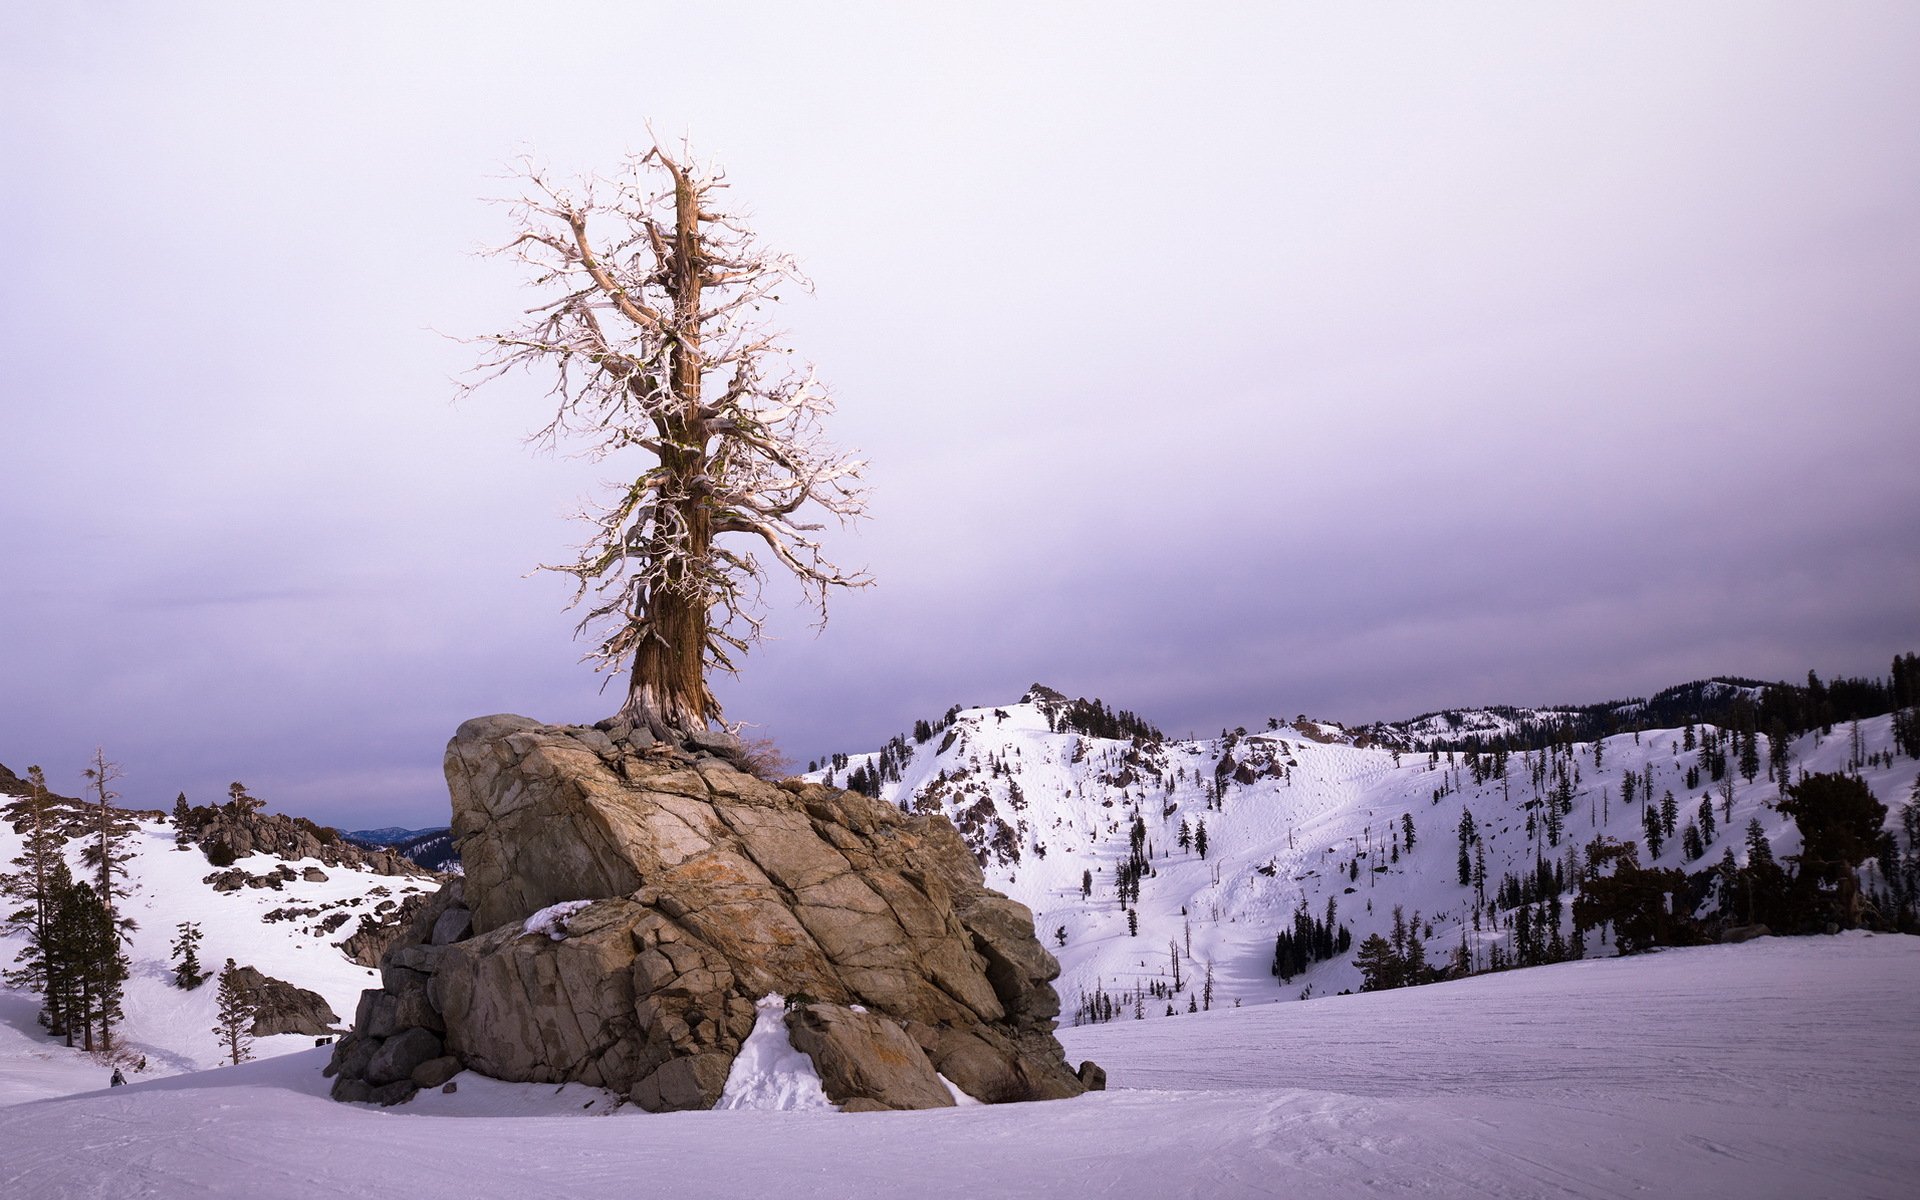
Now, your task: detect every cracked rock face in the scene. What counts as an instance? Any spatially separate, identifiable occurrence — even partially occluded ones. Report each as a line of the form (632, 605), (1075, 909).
(330, 715), (1085, 1112)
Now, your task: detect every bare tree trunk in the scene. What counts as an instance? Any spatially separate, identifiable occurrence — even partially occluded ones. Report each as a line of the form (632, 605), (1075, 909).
(620, 157), (716, 739)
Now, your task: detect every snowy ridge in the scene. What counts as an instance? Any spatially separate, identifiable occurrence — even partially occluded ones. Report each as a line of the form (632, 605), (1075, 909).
(812, 692), (1919, 1021)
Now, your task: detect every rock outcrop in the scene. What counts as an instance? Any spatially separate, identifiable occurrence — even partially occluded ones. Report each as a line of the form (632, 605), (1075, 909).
(228, 966), (340, 1037)
(178, 804), (428, 879)
(328, 715), (1089, 1112)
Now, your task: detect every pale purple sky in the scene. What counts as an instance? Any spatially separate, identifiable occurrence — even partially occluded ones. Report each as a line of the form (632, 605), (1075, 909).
(3, 4), (1917, 828)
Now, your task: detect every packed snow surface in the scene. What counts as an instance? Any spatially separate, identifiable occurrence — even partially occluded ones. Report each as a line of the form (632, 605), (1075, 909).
(3, 934), (1915, 1198)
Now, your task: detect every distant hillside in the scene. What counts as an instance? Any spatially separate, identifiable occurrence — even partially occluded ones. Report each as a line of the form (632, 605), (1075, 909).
(345, 826), (457, 873)
(813, 671), (1919, 1024)
(344, 826), (440, 846)
(1365, 654), (1920, 753)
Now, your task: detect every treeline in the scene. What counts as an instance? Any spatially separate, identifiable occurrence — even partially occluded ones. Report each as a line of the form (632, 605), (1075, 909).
(1579, 770), (1919, 945)
(1040, 695), (1164, 743)
(1405, 654), (1919, 757)
(1365, 769), (1920, 997)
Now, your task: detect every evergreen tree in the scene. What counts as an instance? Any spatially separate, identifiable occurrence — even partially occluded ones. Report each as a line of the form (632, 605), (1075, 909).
(80, 750), (137, 905)
(1660, 790), (1678, 839)
(1401, 813), (1415, 850)
(1738, 729), (1760, 783)
(52, 879), (129, 1051)
(1194, 820), (1209, 860)
(171, 921), (207, 989)
(214, 958), (256, 1065)
(1177, 818), (1191, 851)
(1080, 869), (1092, 900)
(1, 766), (72, 1037)
(1682, 822), (1704, 861)
(1642, 803), (1665, 858)
(172, 792), (192, 850)
(1353, 933), (1399, 992)
(1778, 772), (1887, 928)
(1127, 908), (1138, 937)
(1698, 795), (1716, 845)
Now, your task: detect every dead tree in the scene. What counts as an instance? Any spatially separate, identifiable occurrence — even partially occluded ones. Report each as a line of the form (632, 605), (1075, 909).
(469, 145), (869, 739)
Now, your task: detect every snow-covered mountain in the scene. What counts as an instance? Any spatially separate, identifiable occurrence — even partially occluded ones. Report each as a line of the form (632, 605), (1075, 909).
(0, 810), (442, 1100)
(810, 685), (1919, 1020)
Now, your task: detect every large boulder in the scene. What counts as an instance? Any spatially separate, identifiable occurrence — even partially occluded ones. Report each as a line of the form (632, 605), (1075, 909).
(227, 966), (339, 1037)
(330, 716), (1087, 1113)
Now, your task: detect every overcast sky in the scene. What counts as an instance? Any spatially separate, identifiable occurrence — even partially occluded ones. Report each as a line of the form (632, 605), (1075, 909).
(3, 3), (1916, 828)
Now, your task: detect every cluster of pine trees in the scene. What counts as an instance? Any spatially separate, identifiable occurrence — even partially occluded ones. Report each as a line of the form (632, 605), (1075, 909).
(1575, 771), (1911, 953)
(1270, 896), (1351, 982)
(841, 734), (914, 797)
(1352, 906), (1441, 992)
(1, 758), (138, 1052)
(1042, 695), (1163, 743)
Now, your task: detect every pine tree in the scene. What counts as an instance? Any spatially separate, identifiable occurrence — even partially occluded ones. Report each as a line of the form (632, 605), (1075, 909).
(1401, 812), (1415, 850)
(1202, 961), (1214, 1011)
(1698, 795), (1716, 845)
(1080, 869), (1092, 899)
(52, 879), (128, 1051)
(80, 750), (137, 905)
(1682, 821), (1703, 861)
(172, 792), (192, 850)
(1127, 908), (1138, 937)
(1660, 791), (1678, 839)
(1177, 817), (1191, 851)
(171, 921), (207, 989)
(1779, 772), (1886, 928)
(1194, 820), (1209, 860)
(1353, 933), (1399, 992)
(1, 766), (73, 1037)
(214, 959), (256, 1065)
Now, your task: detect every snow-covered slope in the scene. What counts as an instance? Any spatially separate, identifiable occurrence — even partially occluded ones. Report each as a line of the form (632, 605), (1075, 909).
(0, 815), (440, 1100)
(811, 689), (1919, 1020)
(2, 934), (1914, 1199)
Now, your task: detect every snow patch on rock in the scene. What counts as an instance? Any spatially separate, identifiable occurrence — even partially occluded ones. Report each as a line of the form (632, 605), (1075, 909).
(521, 900), (594, 941)
(712, 995), (833, 1112)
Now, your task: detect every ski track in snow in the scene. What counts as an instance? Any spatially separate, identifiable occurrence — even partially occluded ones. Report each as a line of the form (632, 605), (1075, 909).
(1, 935), (1916, 1199)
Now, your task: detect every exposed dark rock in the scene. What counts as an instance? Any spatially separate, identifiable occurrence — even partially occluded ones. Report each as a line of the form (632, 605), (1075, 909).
(412, 1055), (462, 1088)
(337, 892), (435, 967)
(177, 802), (430, 879)
(367, 1026), (443, 1086)
(226, 966), (339, 1037)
